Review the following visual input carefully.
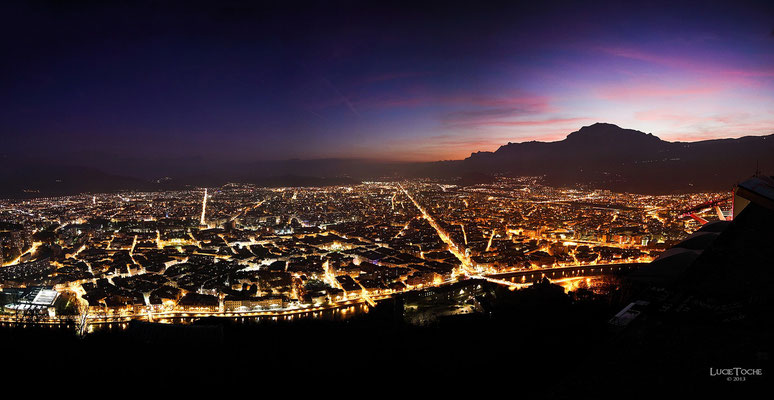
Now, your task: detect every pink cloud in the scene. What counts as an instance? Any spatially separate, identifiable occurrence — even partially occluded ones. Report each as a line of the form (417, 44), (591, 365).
(600, 47), (697, 70)
(353, 91), (552, 112)
(396, 122), (593, 160)
(466, 94), (552, 108)
(634, 110), (755, 126)
(598, 46), (774, 79)
(598, 84), (721, 100)
(358, 134), (513, 161)
(635, 110), (774, 141)
(665, 122), (774, 141)
(463, 117), (593, 127)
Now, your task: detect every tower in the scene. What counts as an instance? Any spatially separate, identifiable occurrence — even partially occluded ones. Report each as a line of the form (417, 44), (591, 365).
(200, 188), (208, 226)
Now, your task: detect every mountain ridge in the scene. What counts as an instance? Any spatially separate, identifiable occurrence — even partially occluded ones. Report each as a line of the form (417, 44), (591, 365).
(1, 122), (772, 197)
(460, 122), (773, 193)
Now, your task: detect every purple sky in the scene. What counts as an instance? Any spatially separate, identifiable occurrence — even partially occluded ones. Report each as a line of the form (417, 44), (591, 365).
(2, 0), (773, 162)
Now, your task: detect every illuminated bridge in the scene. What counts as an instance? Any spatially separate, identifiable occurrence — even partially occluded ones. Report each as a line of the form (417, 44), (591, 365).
(485, 263), (645, 286)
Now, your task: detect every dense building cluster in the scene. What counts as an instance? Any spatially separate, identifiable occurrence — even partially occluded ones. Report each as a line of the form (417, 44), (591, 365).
(0, 178), (728, 323)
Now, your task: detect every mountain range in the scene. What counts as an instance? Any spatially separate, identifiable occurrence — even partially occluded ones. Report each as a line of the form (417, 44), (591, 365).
(1, 123), (772, 198)
(461, 123), (774, 193)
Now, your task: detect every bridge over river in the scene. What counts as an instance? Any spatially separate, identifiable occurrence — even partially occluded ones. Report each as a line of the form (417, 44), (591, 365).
(484, 262), (645, 286)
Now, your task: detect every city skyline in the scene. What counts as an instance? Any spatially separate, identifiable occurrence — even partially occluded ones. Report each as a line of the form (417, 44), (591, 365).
(2, 0), (773, 162)
(2, 1), (773, 389)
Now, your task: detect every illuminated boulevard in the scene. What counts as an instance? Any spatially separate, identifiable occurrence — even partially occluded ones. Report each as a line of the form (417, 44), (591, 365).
(397, 183), (644, 289)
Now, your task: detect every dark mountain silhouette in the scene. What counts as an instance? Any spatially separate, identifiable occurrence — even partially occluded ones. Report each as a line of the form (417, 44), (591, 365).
(459, 123), (774, 193)
(1, 123), (772, 197)
(0, 160), (360, 198)
(0, 163), (167, 198)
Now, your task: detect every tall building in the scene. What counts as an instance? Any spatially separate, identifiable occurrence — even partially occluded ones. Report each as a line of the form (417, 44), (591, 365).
(200, 188), (208, 226)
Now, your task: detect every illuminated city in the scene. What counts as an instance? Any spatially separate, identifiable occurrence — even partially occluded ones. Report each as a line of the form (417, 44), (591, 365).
(0, 178), (738, 331)
(1, 0), (772, 393)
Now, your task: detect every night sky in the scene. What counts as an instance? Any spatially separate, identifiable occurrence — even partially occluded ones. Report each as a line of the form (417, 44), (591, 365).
(2, 0), (773, 162)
